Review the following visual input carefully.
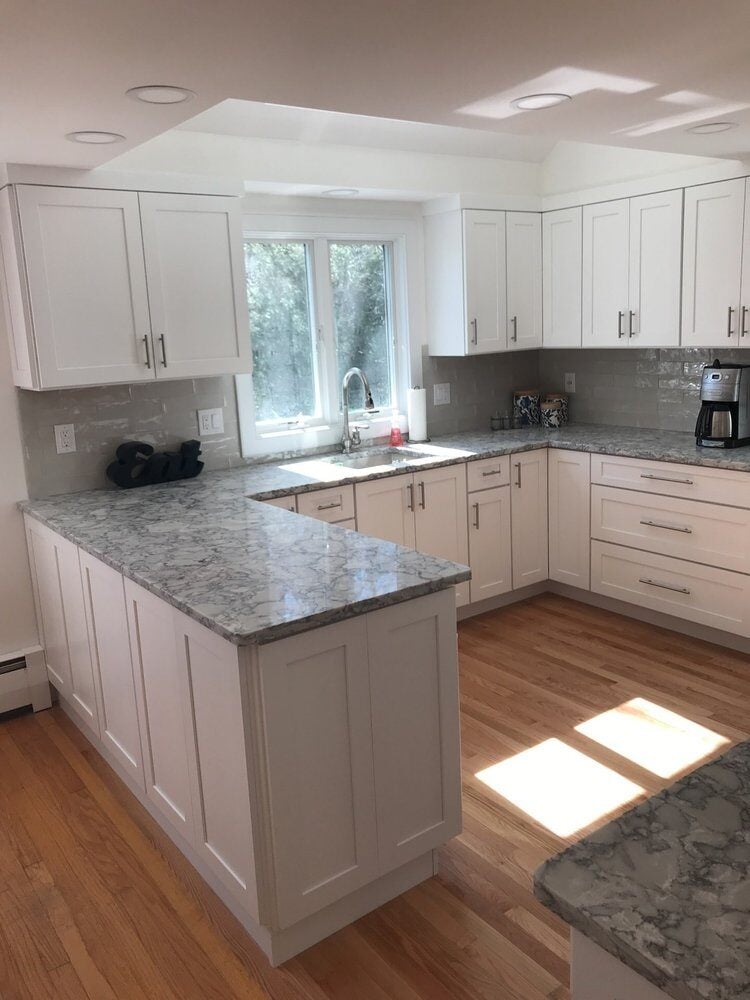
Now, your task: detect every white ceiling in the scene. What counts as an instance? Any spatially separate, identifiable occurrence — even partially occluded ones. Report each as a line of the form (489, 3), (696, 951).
(4, 0), (750, 167)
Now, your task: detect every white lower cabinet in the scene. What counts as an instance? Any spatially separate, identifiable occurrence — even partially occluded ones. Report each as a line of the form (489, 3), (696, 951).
(468, 486), (512, 602)
(571, 929), (671, 1000)
(510, 450), (549, 589)
(356, 472), (417, 547)
(548, 449), (591, 589)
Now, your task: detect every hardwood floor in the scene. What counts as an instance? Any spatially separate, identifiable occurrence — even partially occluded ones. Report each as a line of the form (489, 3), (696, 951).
(0, 593), (746, 999)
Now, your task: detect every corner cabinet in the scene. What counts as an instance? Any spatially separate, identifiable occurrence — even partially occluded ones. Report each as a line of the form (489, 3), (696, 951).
(0, 184), (252, 389)
(510, 449), (549, 589)
(543, 207), (582, 347)
(425, 208), (542, 356)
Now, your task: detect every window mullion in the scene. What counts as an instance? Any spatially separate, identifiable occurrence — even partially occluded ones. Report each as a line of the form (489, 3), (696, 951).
(312, 237), (339, 426)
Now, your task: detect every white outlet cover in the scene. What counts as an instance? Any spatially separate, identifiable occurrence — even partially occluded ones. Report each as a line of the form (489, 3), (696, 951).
(197, 407), (224, 436)
(564, 372), (576, 393)
(433, 382), (451, 406)
(54, 423), (76, 454)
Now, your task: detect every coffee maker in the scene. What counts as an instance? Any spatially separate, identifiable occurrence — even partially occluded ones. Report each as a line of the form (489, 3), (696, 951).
(695, 359), (750, 448)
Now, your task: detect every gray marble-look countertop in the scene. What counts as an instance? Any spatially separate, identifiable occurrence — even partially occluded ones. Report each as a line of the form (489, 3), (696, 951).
(534, 741), (750, 1000)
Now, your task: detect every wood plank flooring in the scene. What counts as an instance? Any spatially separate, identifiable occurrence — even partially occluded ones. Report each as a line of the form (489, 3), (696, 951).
(0, 593), (746, 999)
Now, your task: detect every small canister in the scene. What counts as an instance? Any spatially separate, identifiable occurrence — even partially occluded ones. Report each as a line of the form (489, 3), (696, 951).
(544, 392), (569, 424)
(513, 390), (541, 426)
(541, 399), (563, 428)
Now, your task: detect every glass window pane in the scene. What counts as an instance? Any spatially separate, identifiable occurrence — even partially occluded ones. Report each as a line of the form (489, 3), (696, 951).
(245, 241), (318, 423)
(329, 242), (393, 411)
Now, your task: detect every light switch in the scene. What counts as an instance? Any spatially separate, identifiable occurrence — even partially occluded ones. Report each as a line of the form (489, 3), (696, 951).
(433, 382), (451, 406)
(54, 423), (76, 454)
(197, 407), (225, 436)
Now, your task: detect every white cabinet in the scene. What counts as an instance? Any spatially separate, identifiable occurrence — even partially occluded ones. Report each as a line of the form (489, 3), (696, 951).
(682, 178), (746, 346)
(79, 551), (145, 787)
(582, 199), (630, 347)
(256, 616), (380, 928)
(14, 185), (153, 387)
(125, 579), (198, 843)
(548, 449), (590, 590)
(571, 930), (671, 1000)
(355, 466), (469, 606)
(506, 212), (542, 350)
(425, 209), (541, 356)
(1, 184), (251, 390)
(139, 193), (251, 379)
(296, 484), (355, 524)
(262, 495), (297, 512)
(468, 486), (512, 602)
(543, 207), (582, 348)
(24, 517), (99, 735)
(511, 450), (549, 589)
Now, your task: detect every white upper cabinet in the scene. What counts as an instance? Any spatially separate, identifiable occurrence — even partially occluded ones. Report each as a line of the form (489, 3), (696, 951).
(628, 190), (682, 347)
(682, 178), (745, 346)
(543, 207), (582, 348)
(582, 199), (630, 347)
(15, 185), (154, 387)
(0, 184), (251, 390)
(739, 183), (750, 345)
(139, 193), (252, 378)
(506, 212), (542, 350)
(463, 209), (507, 354)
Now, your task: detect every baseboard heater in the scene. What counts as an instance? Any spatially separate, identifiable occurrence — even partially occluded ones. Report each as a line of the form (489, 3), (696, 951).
(0, 647), (49, 716)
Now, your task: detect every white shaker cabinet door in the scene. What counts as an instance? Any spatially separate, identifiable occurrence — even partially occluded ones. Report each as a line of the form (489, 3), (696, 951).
(628, 189), (682, 347)
(682, 178), (745, 346)
(582, 199), (630, 347)
(16, 185), (153, 387)
(79, 551), (145, 787)
(463, 210), (507, 353)
(256, 617), (379, 929)
(511, 449), (549, 589)
(414, 464), (470, 606)
(367, 590), (461, 872)
(542, 207), (582, 348)
(355, 472), (417, 548)
(125, 580), (198, 844)
(139, 193), (252, 379)
(506, 212), (542, 351)
(468, 485), (513, 603)
(548, 449), (590, 590)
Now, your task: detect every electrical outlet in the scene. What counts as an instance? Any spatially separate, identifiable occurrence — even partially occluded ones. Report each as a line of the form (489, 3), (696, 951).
(197, 407), (224, 436)
(433, 382), (451, 406)
(564, 372), (576, 393)
(54, 423), (76, 454)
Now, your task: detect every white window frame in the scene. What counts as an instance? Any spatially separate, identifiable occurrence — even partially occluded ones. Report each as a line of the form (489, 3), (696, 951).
(237, 213), (416, 459)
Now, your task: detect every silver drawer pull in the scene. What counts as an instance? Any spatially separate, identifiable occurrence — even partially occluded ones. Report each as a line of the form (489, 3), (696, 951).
(317, 500), (342, 511)
(481, 468), (503, 477)
(473, 502), (480, 529)
(639, 577), (691, 595)
(640, 473), (694, 485)
(639, 518), (693, 534)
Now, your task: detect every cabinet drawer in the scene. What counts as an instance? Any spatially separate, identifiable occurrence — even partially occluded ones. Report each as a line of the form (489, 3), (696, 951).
(591, 453), (750, 509)
(262, 495), (297, 512)
(297, 485), (355, 523)
(591, 540), (750, 637)
(592, 486), (750, 574)
(467, 455), (510, 492)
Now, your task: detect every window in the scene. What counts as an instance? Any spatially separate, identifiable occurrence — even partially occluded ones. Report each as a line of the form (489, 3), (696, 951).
(239, 223), (409, 456)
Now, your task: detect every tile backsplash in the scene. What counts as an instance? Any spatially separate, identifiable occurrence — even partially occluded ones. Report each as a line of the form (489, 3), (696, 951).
(16, 345), (748, 498)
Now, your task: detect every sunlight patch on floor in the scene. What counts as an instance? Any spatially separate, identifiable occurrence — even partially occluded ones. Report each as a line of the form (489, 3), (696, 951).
(475, 738), (644, 838)
(575, 698), (729, 779)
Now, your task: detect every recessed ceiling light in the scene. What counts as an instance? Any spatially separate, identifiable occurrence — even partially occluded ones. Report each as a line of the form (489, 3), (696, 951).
(126, 85), (195, 105)
(687, 121), (738, 134)
(511, 93), (572, 111)
(321, 188), (360, 197)
(66, 130), (126, 144)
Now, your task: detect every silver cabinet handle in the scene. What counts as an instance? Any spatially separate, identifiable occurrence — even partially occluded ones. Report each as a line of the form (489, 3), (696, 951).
(470, 318), (478, 345)
(629, 309), (636, 338)
(742, 305), (748, 339)
(640, 518), (693, 534)
(159, 334), (168, 367)
(472, 502), (480, 529)
(639, 577), (691, 595)
(418, 481), (426, 510)
(617, 310), (625, 338)
(511, 316), (518, 343)
(514, 462), (522, 488)
(640, 473), (694, 485)
(406, 482), (415, 512)
(143, 335), (151, 369)
(317, 499), (342, 511)
(482, 468), (503, 477)
(728, 305), (735, 338)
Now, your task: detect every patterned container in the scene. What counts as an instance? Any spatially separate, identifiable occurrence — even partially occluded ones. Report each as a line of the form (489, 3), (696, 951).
(513, 390), (541, 426)
(541, 399), (563, 428)
(544, 392), (569, 424)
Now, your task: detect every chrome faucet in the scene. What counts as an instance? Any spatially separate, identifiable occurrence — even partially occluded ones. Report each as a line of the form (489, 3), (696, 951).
(341, 367), (376, 453)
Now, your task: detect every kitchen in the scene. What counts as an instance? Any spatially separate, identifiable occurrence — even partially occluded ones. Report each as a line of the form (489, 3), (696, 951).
(3, 3), (750, 998)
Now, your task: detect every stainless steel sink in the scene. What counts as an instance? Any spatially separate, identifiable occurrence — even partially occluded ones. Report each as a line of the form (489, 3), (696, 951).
(327, 448), (420, 470)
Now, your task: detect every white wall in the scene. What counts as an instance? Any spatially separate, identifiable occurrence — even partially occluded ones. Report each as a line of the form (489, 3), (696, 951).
(0, 317), (38, 656)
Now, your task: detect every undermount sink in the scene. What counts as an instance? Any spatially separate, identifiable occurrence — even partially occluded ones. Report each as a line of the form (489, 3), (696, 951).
(327, 448), (420, 470)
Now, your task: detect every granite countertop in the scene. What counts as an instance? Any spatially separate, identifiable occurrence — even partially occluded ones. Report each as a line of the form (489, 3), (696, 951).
(534, 741), (750, 1000)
